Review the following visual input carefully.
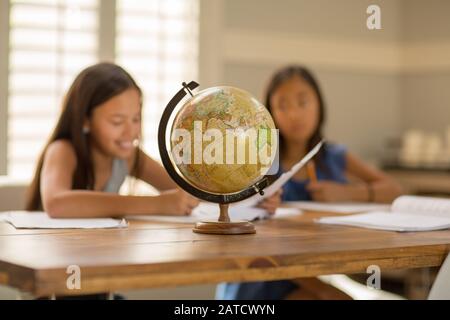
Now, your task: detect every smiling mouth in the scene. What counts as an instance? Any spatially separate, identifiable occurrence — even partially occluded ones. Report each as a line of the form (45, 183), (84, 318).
(117, 141), (134, 150)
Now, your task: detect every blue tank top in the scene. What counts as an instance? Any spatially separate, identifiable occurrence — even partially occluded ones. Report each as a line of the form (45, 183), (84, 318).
(281, 143), (348, 201)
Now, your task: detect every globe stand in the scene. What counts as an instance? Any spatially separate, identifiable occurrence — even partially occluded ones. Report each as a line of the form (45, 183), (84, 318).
(193, 204), (256, 235)
(158, 81), (273, 236)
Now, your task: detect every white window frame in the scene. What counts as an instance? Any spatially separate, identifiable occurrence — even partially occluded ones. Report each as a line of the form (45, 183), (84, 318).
(1, 0), (200, 178)
(0, 0), (10, 175)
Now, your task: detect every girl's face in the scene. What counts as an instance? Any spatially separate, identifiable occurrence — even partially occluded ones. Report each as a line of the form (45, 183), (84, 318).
(86, 88), (141, 159)
(270, 76), (320, 146)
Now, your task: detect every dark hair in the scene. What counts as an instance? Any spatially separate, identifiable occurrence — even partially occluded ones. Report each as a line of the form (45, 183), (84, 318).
(264, 65), (327, 169)
(26, 62), (142, 210)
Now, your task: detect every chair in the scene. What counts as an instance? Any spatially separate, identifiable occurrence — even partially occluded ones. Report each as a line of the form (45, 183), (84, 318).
(428, 253), (450, 300)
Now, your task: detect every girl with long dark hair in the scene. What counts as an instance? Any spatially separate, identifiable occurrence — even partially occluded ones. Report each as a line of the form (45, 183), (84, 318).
(26, 62), (199, 218)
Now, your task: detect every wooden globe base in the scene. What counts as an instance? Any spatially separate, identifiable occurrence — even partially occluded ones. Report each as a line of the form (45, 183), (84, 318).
(193, 220), (256, 235)
(192, 204), (256, 235)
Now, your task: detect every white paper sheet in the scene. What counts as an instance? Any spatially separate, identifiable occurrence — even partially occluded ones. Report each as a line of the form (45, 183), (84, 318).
(237, 140), (323, 208)
(285, 201), (390, 213)
(128, 202), (301, 223)
(193, 202), (301, 221)
(1, 211), (128, 229)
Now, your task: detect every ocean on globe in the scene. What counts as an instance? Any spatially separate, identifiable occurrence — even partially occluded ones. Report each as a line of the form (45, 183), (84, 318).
(169, 86), (277, 194)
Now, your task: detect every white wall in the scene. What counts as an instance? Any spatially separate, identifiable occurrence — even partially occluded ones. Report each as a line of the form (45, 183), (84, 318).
(401, 0), (450, 134)
(199, 0), (450, 163)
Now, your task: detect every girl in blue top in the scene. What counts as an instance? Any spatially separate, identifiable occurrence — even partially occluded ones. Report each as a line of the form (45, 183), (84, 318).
(217, 65), (403, 300)
(270, 65), (402, 204)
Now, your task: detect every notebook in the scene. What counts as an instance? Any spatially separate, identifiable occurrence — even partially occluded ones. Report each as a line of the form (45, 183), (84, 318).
(317, 196), (450, 232)
(0, 212), (9, 222)
(0, 211), (128, 229)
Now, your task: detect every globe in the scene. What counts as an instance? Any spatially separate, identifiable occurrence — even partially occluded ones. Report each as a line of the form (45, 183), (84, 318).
(158, 81), (278, 234)
(170, 86), (276, 194)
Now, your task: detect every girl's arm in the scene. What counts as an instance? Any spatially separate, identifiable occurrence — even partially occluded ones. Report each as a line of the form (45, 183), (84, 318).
(44, 190), (197, 218)
(257, 189), (283, 215)
(307, 152), (403, 203)
(344, 152), (403, 203)
(132, 149), (177, 191)
(41, 141), (198, 218)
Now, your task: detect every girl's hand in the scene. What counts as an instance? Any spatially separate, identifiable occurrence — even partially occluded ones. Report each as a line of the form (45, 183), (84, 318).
(306, 181), (349, 202)
(257, 189), (283, 215)
(158, 188), (200, 216)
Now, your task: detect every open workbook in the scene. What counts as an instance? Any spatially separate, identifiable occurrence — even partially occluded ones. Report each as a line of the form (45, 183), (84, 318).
(317, 196), (450, 232)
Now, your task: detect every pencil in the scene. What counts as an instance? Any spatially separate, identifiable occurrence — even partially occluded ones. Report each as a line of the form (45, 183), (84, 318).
(306, 161), (317, 183)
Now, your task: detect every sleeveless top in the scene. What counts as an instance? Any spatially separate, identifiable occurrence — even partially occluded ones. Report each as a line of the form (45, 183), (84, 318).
(102, 158), (128, 193)
(281, 143), (348, 201)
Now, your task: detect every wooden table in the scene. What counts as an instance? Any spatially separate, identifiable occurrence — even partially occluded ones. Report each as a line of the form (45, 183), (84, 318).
(1, 211), (450, 297)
